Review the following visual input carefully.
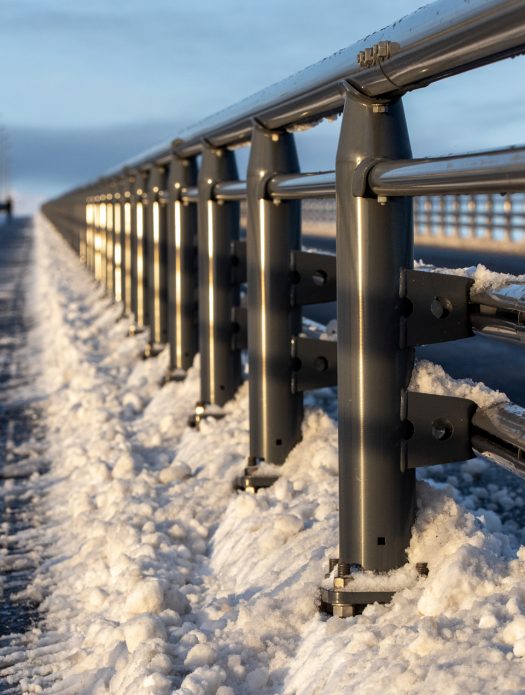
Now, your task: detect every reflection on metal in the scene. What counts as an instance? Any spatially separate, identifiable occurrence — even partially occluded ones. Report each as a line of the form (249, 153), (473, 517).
(174, 199), (182, 366)
(106, 201), (114, 296)
(109, 0), (525, 166)
(124, 202), (132, 313)
(207, 200), (215, 403)
(136, 202), (144, 326)
(259, 198), (267, 441)
(99, 202), (107, 287)
(94, 202), (101, 281)
(152, 201), (161, 343)
(114, 203), (122, 302)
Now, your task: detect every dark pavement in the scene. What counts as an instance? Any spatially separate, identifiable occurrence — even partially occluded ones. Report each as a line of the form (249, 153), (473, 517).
(0, 217), (45, 692)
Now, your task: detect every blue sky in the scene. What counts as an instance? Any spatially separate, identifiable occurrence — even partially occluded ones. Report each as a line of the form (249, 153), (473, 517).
(2, 0), (525, 211)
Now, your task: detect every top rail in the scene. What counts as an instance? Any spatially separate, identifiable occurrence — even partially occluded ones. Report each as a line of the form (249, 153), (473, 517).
(109, 0), (525, 174)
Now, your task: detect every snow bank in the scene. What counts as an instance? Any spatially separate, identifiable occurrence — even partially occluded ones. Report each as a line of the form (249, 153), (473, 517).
(2, 216), (525, 694)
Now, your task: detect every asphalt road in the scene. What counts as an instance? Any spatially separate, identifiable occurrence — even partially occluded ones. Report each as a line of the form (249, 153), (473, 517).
(302, 235), (525, 405)
(0, 217), (43, 686)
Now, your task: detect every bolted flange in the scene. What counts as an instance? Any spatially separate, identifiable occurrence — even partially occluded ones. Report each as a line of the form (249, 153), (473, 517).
(128, 324), (145, 337)
(188, 401), (226, 429)
(232, 460), (279, 493)
(319, 559), (429, 617)
(161, 367), (187, 386)
(142, 342), (164, 360)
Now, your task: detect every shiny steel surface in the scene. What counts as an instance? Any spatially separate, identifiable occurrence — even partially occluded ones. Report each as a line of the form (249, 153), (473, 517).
(268, 172), (335, 200)
(214, 180), (247, 201)
(105, 0), (525, 176)
(368, 147), (525, 196)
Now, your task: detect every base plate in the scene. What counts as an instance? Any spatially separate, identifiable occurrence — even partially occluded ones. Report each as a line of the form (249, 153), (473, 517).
(319, 586), (394, 617)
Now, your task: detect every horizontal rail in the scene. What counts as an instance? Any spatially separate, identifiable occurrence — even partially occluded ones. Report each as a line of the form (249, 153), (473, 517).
(268, 172), (335, 200)
(109, 0), (525, 173)
(473, 402), (525, 479)
(368, 147), (525, 196)
(214, 180), (247, 202)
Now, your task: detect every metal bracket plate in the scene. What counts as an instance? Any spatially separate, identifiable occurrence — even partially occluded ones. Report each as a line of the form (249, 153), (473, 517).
(291, 250), (336, 306)
(291, 336), (337, 393)
(403, 391), (476, 469)
(401, 269), (474, 347)
(231, 305), (247, 350)
(231, 239), (247, 284)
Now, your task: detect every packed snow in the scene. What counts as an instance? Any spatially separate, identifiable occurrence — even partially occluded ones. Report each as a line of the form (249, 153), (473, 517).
(1, 216), (525, 693)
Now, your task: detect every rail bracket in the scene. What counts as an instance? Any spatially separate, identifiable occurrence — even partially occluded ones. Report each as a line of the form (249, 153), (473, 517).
(290, 250), (336, 306)
(401, 269), (474, 347)
(403, 391), (476, 470)
(232, 462), (279, 493)
(291, 336), (337, 393)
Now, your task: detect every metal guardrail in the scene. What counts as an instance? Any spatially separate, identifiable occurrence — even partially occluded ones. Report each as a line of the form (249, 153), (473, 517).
(42, 0), (525, 618)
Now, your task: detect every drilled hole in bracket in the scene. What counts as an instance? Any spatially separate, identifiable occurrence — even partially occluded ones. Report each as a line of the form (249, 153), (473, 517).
(430, 296), (453, 319)
(312, 270), (327, 287)
(432, 418), (454, 441)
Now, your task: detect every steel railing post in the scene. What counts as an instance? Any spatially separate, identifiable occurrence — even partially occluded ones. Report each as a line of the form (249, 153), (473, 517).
(106, 190), (114, 298)
(113, 187), (123, 303)
(145, 164), (169, 355)
(94, 196), (102, 281)
(100, 195), (108, 288)
(323, 86), (415, 615)
(166, 154), (198, 380)
(122, 174), (134, 317)
(130, 170), (150, 333)
(194, 144), (241, 416)
(85, 197), (93, 272)
(238, 123), (302, 489)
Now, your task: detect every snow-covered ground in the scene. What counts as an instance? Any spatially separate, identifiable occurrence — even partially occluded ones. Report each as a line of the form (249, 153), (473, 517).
(2, 216), (525, 693)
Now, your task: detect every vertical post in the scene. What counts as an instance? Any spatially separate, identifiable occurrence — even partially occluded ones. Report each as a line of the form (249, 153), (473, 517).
(85, 196), (94, 272)
(438, 196), (446, 238)
(485, 194), (494, 242)
(145, 163), (169, 354)
(453, 195), (461, 240)
(195, 144), (241, 413)
(130, 169), (150, 332)
(242, 123), (302, 487)
(504, 194), (513, 243)
(122, 174), (134, 317)
(331, 87), (415, 606)
(166, 153), (198, 379)
(106, 191), (114, 298)
(113, 188), (123, 303)
(468, 194), (477, 239)
(94, 196), (102, 281)
(99, 195), (108, 288)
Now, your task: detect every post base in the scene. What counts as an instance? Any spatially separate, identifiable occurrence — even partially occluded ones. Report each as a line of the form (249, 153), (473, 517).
(232, 462), (279, 493)
(142, 342), (164, 360)
(161, 368), (187, 386)
(128, 324), (145, 337)
(319, 586), (394, 617)
(319, 559), (428, 617)
(188, 401), (226, 429)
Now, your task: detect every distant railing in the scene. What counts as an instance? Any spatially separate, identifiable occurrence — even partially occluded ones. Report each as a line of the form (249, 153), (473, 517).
(43, 0), (525, 618)
(298, 193), (525, 248)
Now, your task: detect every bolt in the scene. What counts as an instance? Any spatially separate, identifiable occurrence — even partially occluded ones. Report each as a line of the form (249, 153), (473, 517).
(377, 195), (388, 206)
(372, 104), (388, 114)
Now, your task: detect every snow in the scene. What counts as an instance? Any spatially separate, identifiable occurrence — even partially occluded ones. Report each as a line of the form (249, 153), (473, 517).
(2, 215), (525, 693)
(414, 258), (525, 294)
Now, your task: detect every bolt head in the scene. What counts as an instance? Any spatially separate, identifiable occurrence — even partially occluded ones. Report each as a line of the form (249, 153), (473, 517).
(372, 104), (388, 114)
(377, 195), (388, 206)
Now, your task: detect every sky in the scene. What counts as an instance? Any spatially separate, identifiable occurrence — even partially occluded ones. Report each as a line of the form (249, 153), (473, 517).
(2, 0), (525, 212)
